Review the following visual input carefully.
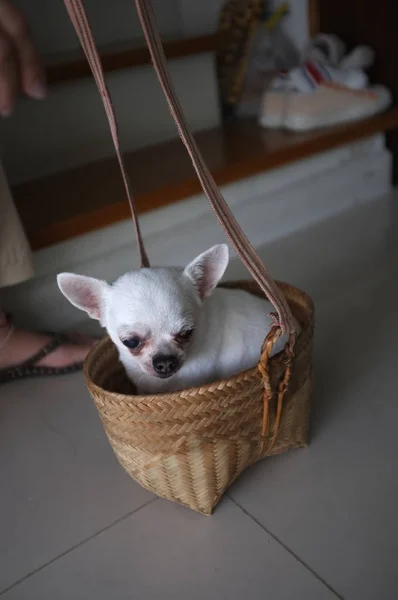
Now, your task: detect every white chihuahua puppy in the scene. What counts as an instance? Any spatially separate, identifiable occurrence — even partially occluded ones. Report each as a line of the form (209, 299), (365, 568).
(57, 244), (288, 394)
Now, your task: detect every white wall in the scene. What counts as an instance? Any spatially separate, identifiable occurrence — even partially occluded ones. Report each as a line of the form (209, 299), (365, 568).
(1, 53), (220, 183)
(13, 0), (183, 54)
(179, 0), (225, 36)
(14, 0), (310, 54)
(180, 0), (309, 50)
(2, 1), (221, 183)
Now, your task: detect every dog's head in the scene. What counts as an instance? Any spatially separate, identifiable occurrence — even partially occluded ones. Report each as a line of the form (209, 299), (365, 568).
(57, 244), (229, 380)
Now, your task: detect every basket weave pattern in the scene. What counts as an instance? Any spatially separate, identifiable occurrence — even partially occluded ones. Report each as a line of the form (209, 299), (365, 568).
(85, 281), (314, 514)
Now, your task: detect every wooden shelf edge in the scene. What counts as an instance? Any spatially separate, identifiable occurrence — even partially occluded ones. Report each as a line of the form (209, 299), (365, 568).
(16, 108), (398, 251)
(45, 34), (218, 85)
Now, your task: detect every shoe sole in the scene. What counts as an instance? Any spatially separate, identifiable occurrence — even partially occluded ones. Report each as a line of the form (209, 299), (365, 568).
(259, 86), (392, 132)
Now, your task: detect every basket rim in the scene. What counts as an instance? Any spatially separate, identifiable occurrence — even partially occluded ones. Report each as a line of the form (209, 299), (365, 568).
(84, 337), (262, 404)
(84, 280), (314, 404)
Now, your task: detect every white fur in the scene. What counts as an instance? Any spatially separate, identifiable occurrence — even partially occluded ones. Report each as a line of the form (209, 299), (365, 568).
(57, 244), (289, 394)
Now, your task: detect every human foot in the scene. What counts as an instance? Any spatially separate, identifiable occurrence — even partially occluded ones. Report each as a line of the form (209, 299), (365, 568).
(0, 323), (96, 371)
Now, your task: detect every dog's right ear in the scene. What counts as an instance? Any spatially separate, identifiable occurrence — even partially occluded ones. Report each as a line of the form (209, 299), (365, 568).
(57, 273), (109, 322)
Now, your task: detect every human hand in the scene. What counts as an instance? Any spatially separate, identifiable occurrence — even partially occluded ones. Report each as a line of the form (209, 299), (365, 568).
(0, 0), (46, 116)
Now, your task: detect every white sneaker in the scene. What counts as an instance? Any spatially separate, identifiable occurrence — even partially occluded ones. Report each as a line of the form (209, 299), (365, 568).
(304, 33), (375, 71)
(260, 80), (391, 132)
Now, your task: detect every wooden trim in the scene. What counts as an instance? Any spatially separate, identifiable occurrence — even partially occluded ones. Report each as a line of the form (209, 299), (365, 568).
(308, 0), (320, 39)
(13, 108), (398, 250)
(45, 34), (218, 85)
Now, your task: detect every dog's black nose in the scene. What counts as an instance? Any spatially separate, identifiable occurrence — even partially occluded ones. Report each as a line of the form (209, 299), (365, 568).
(152, 354), (179, 377)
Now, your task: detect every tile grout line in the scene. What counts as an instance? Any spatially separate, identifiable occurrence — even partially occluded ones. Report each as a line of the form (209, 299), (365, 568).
(0, 498), (158, 597)
(229, 497), (346, 600)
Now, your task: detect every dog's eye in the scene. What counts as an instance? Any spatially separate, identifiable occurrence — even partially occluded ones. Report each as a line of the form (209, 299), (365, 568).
(177, 328), (195, 341)
(122, 336), (141, 350)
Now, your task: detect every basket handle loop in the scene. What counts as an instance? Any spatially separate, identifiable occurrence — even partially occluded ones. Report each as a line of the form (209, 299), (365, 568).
(63, 0), (298, 337)
(258, 328), (295, 445)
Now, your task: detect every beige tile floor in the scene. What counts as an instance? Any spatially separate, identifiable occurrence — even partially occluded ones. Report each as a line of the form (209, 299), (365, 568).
(1, 194), (397, 600)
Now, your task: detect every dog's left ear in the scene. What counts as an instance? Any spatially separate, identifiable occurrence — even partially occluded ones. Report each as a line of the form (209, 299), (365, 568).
(57, 273), (109, 322)
(184, 244), (229, 299)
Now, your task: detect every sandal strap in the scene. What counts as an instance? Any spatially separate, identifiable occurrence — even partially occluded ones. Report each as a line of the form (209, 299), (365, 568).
(0, 360), (82, 384)
(17, 332), (70, 369)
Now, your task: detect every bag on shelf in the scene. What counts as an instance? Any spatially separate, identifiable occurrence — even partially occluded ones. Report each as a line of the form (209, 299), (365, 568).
(217, 0), (299, 118)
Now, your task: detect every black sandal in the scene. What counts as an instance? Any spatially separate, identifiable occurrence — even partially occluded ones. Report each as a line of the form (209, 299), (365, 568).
(0, 332), (85, 385)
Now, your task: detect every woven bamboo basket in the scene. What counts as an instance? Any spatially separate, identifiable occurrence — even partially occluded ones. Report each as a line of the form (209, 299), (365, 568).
(84, 280), (314, 514)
